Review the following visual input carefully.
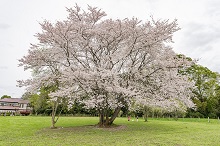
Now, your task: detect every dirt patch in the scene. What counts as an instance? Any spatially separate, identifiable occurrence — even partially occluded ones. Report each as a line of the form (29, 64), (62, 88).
(95, 125), (127, 131)
(37, 125), (127, 134)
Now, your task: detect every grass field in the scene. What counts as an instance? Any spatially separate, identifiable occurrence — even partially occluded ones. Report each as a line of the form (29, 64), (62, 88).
(0, 116), (220, 146)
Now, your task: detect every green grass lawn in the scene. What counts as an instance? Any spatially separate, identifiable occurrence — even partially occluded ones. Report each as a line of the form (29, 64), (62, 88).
(0, 116), (220, 146)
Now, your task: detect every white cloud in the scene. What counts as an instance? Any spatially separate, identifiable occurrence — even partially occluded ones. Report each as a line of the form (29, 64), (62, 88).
(0, 23), (10, 30)
(0, 66), (8, 70)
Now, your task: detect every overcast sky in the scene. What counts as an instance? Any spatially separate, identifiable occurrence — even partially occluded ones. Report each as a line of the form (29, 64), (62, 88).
(1, 0), (220, 98)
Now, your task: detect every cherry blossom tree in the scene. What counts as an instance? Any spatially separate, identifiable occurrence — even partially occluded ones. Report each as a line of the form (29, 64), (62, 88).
(18, 4), (194, 127)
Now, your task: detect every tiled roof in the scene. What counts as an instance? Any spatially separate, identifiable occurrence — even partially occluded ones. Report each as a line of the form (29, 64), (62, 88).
(0, 98), (29, 104)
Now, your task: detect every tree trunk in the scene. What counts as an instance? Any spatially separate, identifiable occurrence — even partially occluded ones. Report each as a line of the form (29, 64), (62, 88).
(50, 100), (61, 129)
(99, 110), (105, 126)
(109, 107), (121, 125)
(51, 112), (56, 129)
(97, 107), (121, 127)
(144, 113), (148, 122)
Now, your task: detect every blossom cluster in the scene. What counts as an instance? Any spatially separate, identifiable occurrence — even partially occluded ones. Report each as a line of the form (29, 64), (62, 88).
(18, 4), (194, 112)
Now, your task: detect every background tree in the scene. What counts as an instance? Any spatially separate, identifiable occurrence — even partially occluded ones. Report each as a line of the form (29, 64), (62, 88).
(1, 95), (11, 99)
(185, 64), (220, 118)
(213, 84), (220, 117)
(22, 89), (52, 115)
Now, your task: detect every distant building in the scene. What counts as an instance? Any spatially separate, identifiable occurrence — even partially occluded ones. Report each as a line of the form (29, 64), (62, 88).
(0, 98), (31, 115)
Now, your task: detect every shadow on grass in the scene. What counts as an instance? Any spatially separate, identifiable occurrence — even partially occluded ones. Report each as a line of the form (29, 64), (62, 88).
(37, 124), (127, 135)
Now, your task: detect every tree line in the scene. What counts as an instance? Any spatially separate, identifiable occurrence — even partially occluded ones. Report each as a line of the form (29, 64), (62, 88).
(21, 62), (220, 120)
(3, 62), (220, 120)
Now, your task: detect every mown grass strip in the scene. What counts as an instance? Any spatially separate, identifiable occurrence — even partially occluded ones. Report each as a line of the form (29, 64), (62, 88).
(0, 116), (220, 146)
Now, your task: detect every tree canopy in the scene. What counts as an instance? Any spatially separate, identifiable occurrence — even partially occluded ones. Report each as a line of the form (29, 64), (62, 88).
(18, 4), (194, 127)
